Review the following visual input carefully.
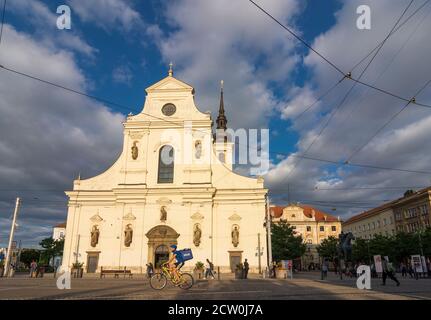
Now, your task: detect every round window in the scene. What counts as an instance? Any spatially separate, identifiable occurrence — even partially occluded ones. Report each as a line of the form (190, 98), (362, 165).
(162, 103), (176, 116)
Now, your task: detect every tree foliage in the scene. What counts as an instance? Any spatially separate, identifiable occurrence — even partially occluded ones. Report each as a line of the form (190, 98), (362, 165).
(19, 249), (41, 267)
(271, 220), (306, 261)
(316, 236), (338, 261)
(39, 237), (64, 265)
(351, 228), (431, 264)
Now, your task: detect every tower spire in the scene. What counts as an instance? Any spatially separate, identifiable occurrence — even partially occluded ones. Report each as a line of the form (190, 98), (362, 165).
(216, 80), (227, 130)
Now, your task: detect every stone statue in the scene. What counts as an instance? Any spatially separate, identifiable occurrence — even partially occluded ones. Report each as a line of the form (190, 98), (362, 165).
(337, 231), (355, 262)
(195, 140), (202, 159)
(193, 224), (202, 247)
(90, 225), (100, 247)
(124, 224), (133, 247)
(231, 225), (239, 248)
(160, 206), (167, 221)
(131, 141), (138, 160)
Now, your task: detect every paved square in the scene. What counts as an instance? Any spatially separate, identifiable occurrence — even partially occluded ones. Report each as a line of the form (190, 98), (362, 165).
(0, 272), (430, 300)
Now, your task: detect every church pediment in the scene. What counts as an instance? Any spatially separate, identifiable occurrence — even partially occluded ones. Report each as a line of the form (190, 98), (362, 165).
(90, 213), (103, 223)
(191, 212), (204, 220)
(228, 213), (242, 221)
(145, 76), (194, 94)
(123, 212), (136, 221)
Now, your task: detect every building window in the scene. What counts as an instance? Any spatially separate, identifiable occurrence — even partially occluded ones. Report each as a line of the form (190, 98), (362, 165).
(292, 226), (296, 229)
(319, 226), (324, 232)
(383, 218), (387, 226)
(331, 226), (336, 232)
(158, 145), (174, 183)
(377, 220), (381, 228)
(59, 232), (64, 238)
(306, 226), (311, 232)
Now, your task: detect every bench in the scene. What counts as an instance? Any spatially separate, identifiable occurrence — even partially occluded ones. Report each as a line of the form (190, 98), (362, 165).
(100, 267), (133, 279)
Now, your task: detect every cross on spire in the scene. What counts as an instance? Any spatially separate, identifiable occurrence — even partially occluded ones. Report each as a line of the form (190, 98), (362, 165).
(168, 62), (173, 76)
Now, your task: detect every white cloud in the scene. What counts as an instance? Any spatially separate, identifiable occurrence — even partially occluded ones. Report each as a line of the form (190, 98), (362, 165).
(149, 0), (301, 129)
(67, 0), (143, 32)
(112, 64), (133, 85)
(265, 0), (431, 219)
(0, 25), (124, 246)
(8, 0), (98, 58)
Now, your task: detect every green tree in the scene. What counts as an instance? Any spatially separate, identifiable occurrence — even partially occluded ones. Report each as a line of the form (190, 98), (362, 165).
(368, 234), (393, 258)
(271, 220), (306, 261)
(39, 237), (64, 265)
(316, 236), (338, 262)
(352, 238), (371, 263)
(19, 249), (41, 267)
(392, 232), (417, 262)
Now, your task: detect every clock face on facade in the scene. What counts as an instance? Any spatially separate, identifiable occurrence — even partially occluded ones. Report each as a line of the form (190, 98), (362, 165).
(162, 103), (176, 116)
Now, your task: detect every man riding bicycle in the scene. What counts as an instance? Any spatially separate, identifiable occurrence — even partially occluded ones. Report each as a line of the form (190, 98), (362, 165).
(166, 244), (184, 283)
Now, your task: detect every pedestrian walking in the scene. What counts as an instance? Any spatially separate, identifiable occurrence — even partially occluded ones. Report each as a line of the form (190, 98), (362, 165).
(243, 259), (249, 279)
(382, 259), (400, 286)
(204, 259), (215, 279)
(146, 262), (154, 279)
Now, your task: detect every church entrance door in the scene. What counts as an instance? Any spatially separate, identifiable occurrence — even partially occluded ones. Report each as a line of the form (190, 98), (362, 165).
(86, 252), (99, 273)
(146, 225), (180, 270)
(229, 251), (243, 273)
(154, 245), (169, 268)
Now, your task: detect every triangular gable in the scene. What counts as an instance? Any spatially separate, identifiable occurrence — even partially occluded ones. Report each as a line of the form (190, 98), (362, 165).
(145, 75), (194, 94)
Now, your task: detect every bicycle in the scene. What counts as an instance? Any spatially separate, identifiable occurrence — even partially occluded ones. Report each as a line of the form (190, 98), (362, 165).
(149, 263), (194, 290)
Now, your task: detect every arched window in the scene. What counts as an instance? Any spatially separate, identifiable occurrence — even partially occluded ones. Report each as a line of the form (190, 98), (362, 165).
(158, 145), (174, 183)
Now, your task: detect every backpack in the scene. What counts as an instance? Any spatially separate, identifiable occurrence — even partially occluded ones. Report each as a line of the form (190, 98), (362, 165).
(209, 261), (214, 270)
(177, 248), (193, 262)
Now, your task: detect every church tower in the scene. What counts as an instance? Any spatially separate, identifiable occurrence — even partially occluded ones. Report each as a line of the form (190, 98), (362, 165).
(213, 81), (234, 168)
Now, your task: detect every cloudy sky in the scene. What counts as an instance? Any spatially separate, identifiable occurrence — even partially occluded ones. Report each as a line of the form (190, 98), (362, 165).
(0, 0), (430, 247)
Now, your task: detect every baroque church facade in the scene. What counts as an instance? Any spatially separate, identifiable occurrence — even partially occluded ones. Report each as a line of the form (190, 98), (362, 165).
(61, 67), (268, 273)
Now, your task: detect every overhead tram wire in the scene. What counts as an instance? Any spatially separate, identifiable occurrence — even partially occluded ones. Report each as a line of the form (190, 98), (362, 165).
(346, 78), (431, 163)
(283, 0), (415, 180)
(248, 0), (431, 108)
(1, 61), (431, 177)
(351, 0), (431, 72)
(282, 0), (431, 123)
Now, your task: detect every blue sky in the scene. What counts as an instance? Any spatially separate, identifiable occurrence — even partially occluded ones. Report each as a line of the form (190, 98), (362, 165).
(1, 0), (431, 247)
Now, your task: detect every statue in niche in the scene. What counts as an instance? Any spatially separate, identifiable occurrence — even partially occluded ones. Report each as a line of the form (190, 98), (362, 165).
(231, 225), (239, 248)
(195, 140), (202, 159)
(131, 141), (138, 160)
(124, 224), (133, 247)
(160, 206), (167, 221)
(193, 224), (202, 247)
(90, 225), (100, 247)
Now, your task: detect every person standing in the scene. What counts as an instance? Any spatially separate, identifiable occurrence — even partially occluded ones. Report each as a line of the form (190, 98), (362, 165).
(272, 261), (277, 278)
(382, 259), (400, 286)
(243, 259), (249, 279)
(146, 262), (154, 279)
(321, 259), (328, 280)
(401, 262), (407, 278)
(30, 260), (37, 278)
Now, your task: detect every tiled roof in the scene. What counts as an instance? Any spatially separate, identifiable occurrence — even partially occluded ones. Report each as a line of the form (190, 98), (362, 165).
(343, 186), (431, 226)
(270, 205), (340, 222)
(54, 222), (66, 228)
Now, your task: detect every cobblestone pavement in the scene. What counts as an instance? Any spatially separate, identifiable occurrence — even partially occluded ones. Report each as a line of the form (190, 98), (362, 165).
(0, 272), (430, 300)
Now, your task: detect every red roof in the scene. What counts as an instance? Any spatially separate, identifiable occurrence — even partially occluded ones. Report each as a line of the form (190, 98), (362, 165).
(270, 205), (340, 222)
(54, 222), (66, 228)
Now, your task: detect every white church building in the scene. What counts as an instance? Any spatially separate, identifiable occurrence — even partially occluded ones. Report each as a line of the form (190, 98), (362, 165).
(61, 67), (268, 274)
